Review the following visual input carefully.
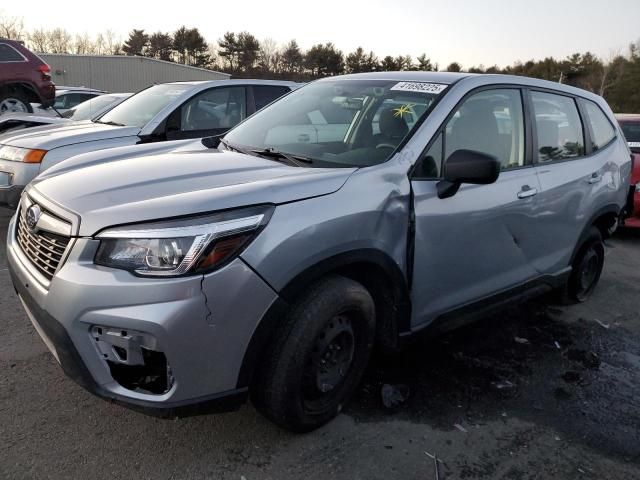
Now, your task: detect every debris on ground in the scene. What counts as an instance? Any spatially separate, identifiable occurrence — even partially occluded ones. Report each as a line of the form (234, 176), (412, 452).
(424, 451), (445, 464)
(568, 349), (601, 369)
(594, 318), (611, 329)
(380, 384), (410, 410)
(514, 336), (530, 345)
(554, 387), (572, 400)
(491, 379), (516, 391)
(554, 341), (562, 350)
(453, 423), (468, 433)
(562, 371), (582, 383)
(433, 453), (440, 480)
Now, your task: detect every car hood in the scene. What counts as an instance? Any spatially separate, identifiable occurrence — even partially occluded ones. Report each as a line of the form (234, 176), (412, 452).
(0, 121), (140, 150)
(31, 148), (356, 236)
(0, 114), (71, 134)
(0, 112), (69, 124)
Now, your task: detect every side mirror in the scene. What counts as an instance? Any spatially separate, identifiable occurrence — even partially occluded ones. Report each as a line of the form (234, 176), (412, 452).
(437, 149), (501, 199)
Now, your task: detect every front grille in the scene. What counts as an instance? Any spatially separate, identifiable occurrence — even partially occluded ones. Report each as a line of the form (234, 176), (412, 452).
(16, 205), (70, 281)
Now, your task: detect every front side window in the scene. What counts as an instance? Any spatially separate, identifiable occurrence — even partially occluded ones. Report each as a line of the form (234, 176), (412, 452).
(224, 80), (446, 168)
(583, 100), (615, 150)
(97, 84), (191, 128)
(444, 89), (525, 170)
(532, 91), (585, 163)
(180, 87), (246, 132)
(0, 43), (25, 62)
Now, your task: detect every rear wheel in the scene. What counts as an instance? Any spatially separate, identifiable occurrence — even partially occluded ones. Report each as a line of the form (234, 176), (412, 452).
(567, 227), (605, 303)
(252, 275), (375, 432)
(0, 91), (33, 114)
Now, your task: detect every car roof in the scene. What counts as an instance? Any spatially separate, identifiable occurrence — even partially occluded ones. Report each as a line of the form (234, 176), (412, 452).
(327, 71), (472, 84)
(615, 114), (640, 122)
(164, 79), (300, 88)
(56, 87), (107, 94)
(318, 71), (608, 104)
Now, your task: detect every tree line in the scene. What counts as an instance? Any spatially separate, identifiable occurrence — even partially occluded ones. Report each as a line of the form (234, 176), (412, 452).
(1, 11), (639, 112)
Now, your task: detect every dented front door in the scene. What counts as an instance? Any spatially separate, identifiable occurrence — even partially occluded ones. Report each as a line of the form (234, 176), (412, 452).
(409, 168), (543, 328)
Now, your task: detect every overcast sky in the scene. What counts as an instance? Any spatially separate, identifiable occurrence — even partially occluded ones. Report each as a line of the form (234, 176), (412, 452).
(4, 0), (639, 67)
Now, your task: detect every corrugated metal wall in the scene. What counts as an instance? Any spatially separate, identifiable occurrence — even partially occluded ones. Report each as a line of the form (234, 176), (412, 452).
(38, 54), (230, 93)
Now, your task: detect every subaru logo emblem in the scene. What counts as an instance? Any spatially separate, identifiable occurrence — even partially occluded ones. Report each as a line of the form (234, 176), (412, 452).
(26, 204), (41, 231)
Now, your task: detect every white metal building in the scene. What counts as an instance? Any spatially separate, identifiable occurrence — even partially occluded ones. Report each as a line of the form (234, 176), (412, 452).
(38, 54), (230, 93)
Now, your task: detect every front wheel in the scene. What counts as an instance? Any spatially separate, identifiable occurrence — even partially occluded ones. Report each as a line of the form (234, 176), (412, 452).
(567, 227), (605, 303)
(252, 275), (375, 432)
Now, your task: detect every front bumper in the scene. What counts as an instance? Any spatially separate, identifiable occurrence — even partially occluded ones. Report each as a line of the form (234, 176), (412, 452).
(7, 211), (279, 416)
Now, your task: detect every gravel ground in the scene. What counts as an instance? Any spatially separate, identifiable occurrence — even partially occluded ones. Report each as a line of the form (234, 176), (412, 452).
(1, 206), (639, 479)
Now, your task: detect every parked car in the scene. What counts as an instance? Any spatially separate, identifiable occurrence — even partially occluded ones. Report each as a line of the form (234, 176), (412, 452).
(31, 86), (107, 117)
(7, 72), (631, 432)
(0, 39), (55, 114)
(616, 114), (640, 227)
(0, 93), (132, 134)
(616, 114), (640, 152)
(0, 80), (298, 207)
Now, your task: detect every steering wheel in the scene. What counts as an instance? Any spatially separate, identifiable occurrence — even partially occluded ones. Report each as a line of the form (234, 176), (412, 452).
(375, 143), (396, 150)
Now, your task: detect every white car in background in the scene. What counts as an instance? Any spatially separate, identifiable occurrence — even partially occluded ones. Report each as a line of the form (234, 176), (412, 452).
(0, 93), (132, 134)
(0, 79), (298, 207)
(31, 86), (107, 117)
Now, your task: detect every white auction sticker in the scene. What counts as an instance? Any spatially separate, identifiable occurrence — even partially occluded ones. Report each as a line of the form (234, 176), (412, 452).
(629, 142), (640, 148)
(390, 82), (448, 94)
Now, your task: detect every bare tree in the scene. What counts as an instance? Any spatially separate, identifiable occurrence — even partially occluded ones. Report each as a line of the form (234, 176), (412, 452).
(103, 30), (121, 55)
(48, 28), (72, 53)
(0, 11), (26, 40)
(94, 33), (105, 55)
(29, 28), (49, 52)
(74, 33), (94, 54)
(259, 37), (279, 72)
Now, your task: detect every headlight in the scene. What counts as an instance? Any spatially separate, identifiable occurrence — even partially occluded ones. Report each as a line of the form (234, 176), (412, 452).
(95, 205), (273, 277)
(0, 145), (47, 163)
(636, 184), (640, 193)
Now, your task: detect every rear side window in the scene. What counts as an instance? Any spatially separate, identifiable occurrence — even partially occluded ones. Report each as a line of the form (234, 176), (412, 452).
(582, 100), (616, 150)
(0, 43), (25, 62)
(531, 91), (585, 163)
(253, 86), (290, 111)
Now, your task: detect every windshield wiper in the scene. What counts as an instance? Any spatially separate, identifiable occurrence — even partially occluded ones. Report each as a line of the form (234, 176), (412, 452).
(217, 139), (313, 167)
(250, 147), (314, 167)
(218, 138), (254, 156)
(94, 120), (125, 126)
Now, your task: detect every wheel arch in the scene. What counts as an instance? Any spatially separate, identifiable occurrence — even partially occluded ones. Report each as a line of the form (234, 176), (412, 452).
(571, 203), (619, 264)
(236, 249), (411, 389)
(0, 82), (41, 104)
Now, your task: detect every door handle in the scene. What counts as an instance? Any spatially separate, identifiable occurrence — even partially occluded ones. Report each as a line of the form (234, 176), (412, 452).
(517, 186), (538, 199)
(588, 173), (603, 184)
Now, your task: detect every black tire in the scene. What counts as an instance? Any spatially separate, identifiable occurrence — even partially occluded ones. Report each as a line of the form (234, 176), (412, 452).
(0, 90), (33, 114)
(252, 275), (375, 432)
(566, 227), (605, 303)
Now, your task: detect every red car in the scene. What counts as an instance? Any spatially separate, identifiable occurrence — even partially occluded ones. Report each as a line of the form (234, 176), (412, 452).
(616, 114), (640, 227)
(0, 39), (55, 114)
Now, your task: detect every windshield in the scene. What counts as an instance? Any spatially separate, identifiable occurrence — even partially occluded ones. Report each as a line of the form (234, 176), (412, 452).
(65, 95), (124, 121)
(96, 84), (191, 128)
(620, 121), (640, 143)
(224, 79), (446, 167)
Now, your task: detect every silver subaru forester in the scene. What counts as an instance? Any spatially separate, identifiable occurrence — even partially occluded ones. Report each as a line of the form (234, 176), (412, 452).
(7, 72), (633, 432)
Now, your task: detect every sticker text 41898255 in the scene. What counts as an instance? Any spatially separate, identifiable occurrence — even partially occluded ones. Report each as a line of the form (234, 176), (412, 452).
(390, 82), (448, 94)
